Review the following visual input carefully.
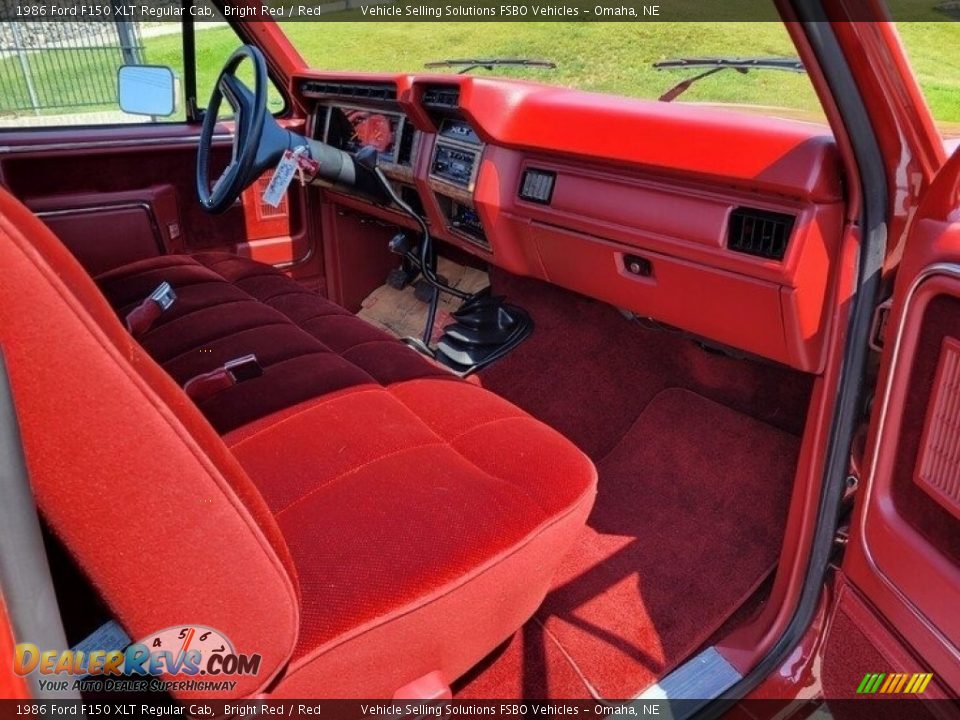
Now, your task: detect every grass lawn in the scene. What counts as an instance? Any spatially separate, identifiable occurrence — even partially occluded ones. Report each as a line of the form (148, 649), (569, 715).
(279, 22), (825, 114)
(3, 21), (959, 126)
(273, 20), (960, 124)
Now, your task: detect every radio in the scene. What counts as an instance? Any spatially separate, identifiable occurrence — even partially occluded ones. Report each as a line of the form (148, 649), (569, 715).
(431, 143), (479, 188)
(450, 202), (487, 245)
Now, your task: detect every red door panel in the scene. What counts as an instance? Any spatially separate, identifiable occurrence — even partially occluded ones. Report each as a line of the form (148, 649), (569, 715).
(0, 121), (316, 278)
(25, 185), (182, 276)
(820, 576), (953, 702)
(843, 147), (960, 696)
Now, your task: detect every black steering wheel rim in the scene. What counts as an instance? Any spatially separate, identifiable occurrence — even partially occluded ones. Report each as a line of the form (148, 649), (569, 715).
(197, 45), (268, 214)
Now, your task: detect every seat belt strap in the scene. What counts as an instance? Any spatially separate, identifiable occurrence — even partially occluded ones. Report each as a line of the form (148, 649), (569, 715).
(125, 281), (176, 336)
(71, 620), (131, 655)
(183, 354), (263, 403)
(68, 620), (131, 680)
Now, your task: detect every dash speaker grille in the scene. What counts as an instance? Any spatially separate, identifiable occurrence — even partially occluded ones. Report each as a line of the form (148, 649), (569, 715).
(916, 336), (960, 520)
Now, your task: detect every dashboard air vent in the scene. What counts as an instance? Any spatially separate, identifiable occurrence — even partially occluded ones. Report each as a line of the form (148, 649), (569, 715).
(727, 207), (795, 261)
(300, 80), (397, 102)
(519, 169), (556, 204)
(422, 85), (460, 108)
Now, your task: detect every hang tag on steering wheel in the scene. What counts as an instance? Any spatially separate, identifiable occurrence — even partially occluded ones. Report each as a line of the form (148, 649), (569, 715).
(262, 148), (304, 208)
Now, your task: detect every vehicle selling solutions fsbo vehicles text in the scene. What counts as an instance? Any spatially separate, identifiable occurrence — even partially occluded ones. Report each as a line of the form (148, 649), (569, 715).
(356, 4), (660, 17)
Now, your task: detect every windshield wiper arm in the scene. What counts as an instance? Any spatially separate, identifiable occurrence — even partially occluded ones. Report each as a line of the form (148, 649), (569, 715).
(424, 58), (557, 75)
(653, 57), (805, 102)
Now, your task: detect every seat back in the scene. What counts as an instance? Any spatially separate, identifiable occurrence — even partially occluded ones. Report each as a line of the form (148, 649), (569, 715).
(0, 186), (299, 699)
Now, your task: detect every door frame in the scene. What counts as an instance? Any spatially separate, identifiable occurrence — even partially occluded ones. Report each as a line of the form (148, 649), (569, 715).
(711, 4), (947, 711)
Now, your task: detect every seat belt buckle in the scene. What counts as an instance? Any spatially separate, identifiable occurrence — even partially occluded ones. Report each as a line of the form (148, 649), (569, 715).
(149, 281), (177, 311)
(126, 281), (176, 336)
(183, 354), (262, 403)
(224, 354), (263, 382)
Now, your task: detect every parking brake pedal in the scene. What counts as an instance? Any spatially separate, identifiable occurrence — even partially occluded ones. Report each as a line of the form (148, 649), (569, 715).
(434, 289), (533, 375)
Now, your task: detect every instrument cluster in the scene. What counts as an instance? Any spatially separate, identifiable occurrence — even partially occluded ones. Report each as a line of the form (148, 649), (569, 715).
(315, 104), (416, 168)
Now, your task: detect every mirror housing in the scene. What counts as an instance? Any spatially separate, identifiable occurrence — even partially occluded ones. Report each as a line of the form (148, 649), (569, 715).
(117, 65), (176, 117)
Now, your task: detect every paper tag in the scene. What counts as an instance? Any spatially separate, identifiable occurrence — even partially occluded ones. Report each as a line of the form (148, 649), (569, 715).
(262, 149), (300, 208)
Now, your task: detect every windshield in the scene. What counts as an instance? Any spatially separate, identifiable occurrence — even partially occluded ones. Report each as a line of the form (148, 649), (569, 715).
(279, 21), (827, 121)
(264, 19), (960, 132)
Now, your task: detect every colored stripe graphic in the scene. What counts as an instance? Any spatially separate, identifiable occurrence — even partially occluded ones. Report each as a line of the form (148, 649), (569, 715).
(857, 672), (933, 694)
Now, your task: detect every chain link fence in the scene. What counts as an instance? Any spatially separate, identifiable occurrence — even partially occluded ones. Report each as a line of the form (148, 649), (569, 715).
(0, 17), (144, 116)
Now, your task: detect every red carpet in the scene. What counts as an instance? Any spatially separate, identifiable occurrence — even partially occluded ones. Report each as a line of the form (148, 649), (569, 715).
(456, 271), (809, 698)
(458, 388), (799, 698)
(479, 271), (811, 460)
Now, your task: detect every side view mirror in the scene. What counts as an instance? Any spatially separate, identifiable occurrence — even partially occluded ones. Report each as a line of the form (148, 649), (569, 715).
(117, 65), (176, 117)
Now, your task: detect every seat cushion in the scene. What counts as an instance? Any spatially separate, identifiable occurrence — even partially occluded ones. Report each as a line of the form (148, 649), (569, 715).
(94, 252), (598, 696)
(1, 191), (300, 700)
(96, 252), (451, 433)
(225, 380), (596, 697)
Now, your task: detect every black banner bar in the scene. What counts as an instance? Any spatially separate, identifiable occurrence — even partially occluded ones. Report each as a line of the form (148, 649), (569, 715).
(2, 699), (960, 720)
(0, 0), (958, 22)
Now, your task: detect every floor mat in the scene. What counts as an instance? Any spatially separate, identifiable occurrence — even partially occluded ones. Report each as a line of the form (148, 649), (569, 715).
(478, 271), (812, 460)
(356, 257), (489, 343)
(457, 387), (799, 699)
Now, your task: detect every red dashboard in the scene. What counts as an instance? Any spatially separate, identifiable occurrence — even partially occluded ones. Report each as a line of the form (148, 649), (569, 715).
(291, 71), (846, 374)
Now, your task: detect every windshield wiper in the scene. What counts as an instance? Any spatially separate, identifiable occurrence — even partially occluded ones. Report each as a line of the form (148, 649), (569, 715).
(653, 57), (805, 102)
(424, 58), (557, 75)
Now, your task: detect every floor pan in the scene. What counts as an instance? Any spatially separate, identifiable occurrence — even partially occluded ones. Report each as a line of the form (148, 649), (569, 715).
(459, 388), (799, 699)
(356, 256), (489, 343)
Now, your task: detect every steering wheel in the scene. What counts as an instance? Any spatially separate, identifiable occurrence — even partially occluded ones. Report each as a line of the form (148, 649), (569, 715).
(197, 45), (286, 214)
(197, 44), (392, 213)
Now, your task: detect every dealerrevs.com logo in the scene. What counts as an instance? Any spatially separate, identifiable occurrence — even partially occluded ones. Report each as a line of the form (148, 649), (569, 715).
(14, 625), (261, 694)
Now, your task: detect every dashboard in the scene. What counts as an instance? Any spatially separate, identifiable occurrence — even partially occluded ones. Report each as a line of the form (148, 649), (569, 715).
(293, 72), (846, 374)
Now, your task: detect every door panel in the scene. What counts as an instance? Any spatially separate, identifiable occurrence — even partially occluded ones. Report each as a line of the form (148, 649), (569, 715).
(0, 122), (316, 278)
(1, 130), (244, 260)
(820, 576), (953, 703)
(26, 185), (182, 276)
(844, 148), (960, 696)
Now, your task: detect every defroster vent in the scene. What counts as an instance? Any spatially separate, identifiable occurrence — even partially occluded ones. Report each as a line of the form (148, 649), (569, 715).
(422, 85), (460, 108)
(299, 80), (397, 102)
(727, 207), (795, 261)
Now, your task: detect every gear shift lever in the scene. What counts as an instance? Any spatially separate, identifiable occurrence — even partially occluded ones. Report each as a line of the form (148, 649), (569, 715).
(433, 289), (533, 375)
(360, 150), (532, 369)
